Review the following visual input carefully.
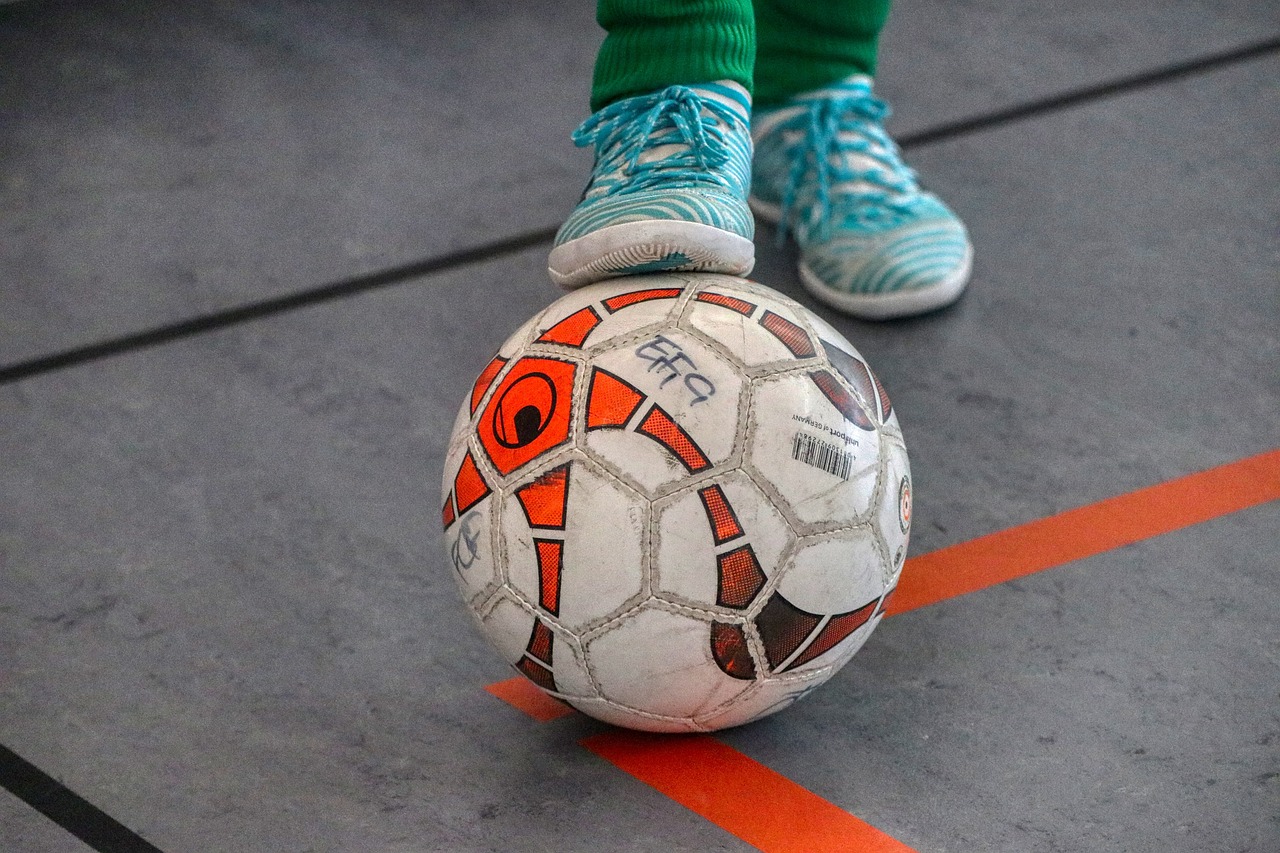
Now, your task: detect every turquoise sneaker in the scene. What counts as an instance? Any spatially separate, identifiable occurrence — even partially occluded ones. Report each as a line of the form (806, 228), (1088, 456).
(549, 81), (756, 289)
(751, 75), (972, 319)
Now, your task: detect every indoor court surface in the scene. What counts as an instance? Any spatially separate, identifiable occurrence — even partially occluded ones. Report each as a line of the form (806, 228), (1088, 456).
(3, 2), (1279, 851)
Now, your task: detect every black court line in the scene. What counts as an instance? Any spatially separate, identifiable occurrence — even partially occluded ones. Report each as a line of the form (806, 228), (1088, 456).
(1, 38), (1276, 389)
(1, 37), (1276, 388)
(0, 743), (166, 853)
(0, 227), (557, 385)
(898, 34), (1280, 147)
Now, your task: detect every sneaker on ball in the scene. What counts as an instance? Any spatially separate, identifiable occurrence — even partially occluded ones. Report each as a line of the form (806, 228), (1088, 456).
(549, 81), (756, 289)
(751, 75), (972, 319)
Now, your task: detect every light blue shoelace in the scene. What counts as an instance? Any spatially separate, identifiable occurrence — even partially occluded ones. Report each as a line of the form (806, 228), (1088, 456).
(572, 86), (741, 195)
(775, 93), (919, 243)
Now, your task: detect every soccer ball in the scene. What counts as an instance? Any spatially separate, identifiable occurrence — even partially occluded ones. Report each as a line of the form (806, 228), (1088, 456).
(441, 273), (910, 732)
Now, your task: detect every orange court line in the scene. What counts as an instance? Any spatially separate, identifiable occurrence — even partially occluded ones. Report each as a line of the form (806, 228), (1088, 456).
(484, 676), (574, 722)
(886, 447), (1280, 615)
(483, 448), (1280, 852)
(582, 732), (916, 853)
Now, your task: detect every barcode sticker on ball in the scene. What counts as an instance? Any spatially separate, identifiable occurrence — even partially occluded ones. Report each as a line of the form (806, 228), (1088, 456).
(791, 431), (853, 481)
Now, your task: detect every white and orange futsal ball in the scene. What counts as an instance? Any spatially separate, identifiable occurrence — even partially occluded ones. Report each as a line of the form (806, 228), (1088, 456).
(441, 274), (910, 732)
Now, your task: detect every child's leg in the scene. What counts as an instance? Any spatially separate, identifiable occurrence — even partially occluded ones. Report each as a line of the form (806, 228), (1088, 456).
(548, 0), (758, 289)
(749, 0), (974, 320)
(747, 0), (890, 108)
(752, 0), (891, 109)
(592, 0), (755, 111)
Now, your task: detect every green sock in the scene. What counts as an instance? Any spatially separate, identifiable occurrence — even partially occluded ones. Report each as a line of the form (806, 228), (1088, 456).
(753, 0), (892, 109)
(591, 0), (756, 112)
(589, 0), (893, 113)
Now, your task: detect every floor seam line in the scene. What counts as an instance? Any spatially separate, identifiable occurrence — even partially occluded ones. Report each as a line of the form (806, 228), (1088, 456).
(0, 742), (167, 853)
(898, 34), (1280, 147)
(0, 226), (558, 385)
(2, 35), (1276, 384)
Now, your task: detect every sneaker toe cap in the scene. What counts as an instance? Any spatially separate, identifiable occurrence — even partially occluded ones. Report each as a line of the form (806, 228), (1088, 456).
(806, 217), (972, 298)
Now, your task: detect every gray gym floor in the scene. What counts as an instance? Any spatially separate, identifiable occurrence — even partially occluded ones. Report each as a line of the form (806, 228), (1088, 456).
(2, 2), (1277, 851)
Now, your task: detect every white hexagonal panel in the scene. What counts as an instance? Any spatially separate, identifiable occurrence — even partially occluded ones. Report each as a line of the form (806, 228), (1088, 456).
(585, 604), (754, 722)
(652, 471), (794, 610)
(747, 373), (880, 526)
(777, 528), (887, 616)
(500, 458), (646, 633)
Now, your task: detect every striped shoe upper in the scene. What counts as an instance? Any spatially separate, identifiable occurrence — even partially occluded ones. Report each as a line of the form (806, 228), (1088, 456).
(752, 75), (971, 299)
(555, 82), (755, 246)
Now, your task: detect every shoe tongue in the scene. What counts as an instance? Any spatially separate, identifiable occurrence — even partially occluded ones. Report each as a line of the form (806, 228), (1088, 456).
(686, 80), (752, 124)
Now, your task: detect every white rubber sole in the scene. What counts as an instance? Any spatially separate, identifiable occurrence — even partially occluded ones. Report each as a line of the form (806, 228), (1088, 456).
(750, 194), (972, 320)
(548, 220), (755, 289)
